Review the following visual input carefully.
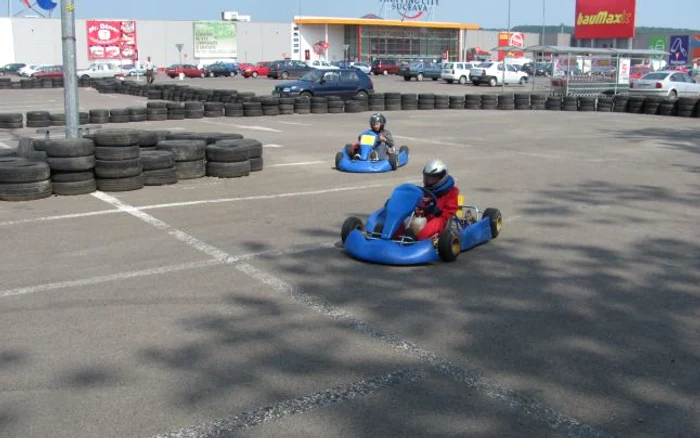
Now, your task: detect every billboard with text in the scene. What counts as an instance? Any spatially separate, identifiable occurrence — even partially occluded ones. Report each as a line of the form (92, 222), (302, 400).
(193, 22), (237, 58)
(574, 0), (636, 39)
(87, 20), (138, 60)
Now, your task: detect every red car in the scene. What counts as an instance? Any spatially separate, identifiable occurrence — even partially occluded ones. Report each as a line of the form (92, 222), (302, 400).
(165, 64), (205, 78)
(32, 65), (63, 79)
(630, 65), (652, 81)
(242, 62), (271, 78)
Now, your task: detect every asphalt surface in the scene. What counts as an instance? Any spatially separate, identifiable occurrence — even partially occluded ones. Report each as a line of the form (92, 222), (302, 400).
(0, 80), (699, 438)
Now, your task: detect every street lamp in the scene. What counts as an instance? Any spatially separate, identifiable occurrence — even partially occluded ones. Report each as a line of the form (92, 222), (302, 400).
(501, 0), (511, 92)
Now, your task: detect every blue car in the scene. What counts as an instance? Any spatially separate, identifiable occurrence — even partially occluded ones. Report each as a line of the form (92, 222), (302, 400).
(335, 130), (409, 173)
(272, 68), (374, 99)
(341, 184), (503, 265)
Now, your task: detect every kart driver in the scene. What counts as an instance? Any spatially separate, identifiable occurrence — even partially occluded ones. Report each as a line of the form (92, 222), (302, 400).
(403, 159), (460, 241)
(347, 113), (395, 162)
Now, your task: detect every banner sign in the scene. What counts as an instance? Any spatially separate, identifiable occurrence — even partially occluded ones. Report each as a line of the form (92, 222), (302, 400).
(574, 0), (636, 39)
(668, 35), (689, 66)
(378, 0), (439, 20)
(617, 58), (631, 84)
(193, 22), (237, 58)
(690, 34), (700, 64)
(497, 32), (525, 61)
(87, 20), (138, 60)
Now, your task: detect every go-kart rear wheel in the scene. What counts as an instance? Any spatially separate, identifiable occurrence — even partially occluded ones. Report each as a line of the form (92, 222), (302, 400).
(335, 151), (344, 169)
(437, 229), (461, 262)
(341, 216), (364, 244)
(482, 208), (503, 238)
(399, 145), (409, 155)
(388, 153), (399, 170)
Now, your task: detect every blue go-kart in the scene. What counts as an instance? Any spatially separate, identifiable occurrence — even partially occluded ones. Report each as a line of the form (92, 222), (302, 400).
(335, 130), (409, 173)
(340, 183), (503, 265)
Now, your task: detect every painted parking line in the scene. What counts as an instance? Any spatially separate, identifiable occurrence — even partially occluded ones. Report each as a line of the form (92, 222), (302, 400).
(199, 119), (283, 132)
(393, 135), (471, 149)
(263, 144), (283, 148)
(268, 160), (327, 167)
(0, 141), (13, 149)
(277, 120), (312, 126)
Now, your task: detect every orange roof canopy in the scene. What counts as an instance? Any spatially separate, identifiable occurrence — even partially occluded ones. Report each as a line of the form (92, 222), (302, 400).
(295, 17), (479, 30)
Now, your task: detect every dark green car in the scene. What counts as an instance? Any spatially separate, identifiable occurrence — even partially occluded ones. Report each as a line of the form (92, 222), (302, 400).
(1, 63), (26, 76)
(399, 61), (443, 81)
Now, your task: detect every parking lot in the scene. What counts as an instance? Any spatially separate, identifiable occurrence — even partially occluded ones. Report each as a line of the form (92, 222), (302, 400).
(1, 80), (699, 438)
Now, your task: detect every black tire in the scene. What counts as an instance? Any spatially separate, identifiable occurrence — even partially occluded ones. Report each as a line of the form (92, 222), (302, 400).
(206, 160), (251, 178)
(214, 138), (262, 159)
(249, 156), (264, 172)
(388, 153), (398, 170)
(94, 159), (142, 179)
(0, 160), (51, 183)
(140, 150), (175, 170)
(96, 174), (145, 192)
(52, 179), (97, 196)
(341, 216), (364, 244)
(44, 138), (95, 158)
(0, 179), (52, 201)
(206, 143), (249, 162)
(399, 145), (409, 155)
(46, 155), (96, 172)
(175, 159), (206, 179)
(156, 139), (206, 161)
(483, 208), (503, 238)
(143, 167), (178, 186)
(437, 229), (461, 262)
(51, 170), (95, 182)
(93, 129), (140, 147)
(94, 146), (140, 161)
(137, 130), (160, 147)
(335, 151), (344, 169)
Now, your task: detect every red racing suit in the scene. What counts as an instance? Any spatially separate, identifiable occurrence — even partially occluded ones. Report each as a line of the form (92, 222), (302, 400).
(415, 186), (460, 240)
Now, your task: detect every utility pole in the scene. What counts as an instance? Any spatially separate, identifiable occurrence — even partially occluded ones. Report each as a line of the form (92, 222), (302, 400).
(61, 0), (79, 138)
(502, 0), (511, 93)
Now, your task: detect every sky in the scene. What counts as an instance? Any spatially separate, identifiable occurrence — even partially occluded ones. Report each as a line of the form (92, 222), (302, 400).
(4, 0), (699, 30)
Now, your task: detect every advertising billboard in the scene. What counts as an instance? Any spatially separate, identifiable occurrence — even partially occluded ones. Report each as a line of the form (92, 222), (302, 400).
(378, 0), (439, 20)
(647, 35), (666, 51)
(193, 22), (237, 58)
(86, 20), (138, 60)
(497, 32), (525, 61)
(690, 34), (700, 64)
(574, 0), (636, 39)
(668, 35), (689, 67)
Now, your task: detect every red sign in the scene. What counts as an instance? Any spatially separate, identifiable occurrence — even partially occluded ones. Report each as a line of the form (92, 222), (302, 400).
(574, 0), (636, 39)
(87, 20), (138, 60)
(497, 32), (525, 61)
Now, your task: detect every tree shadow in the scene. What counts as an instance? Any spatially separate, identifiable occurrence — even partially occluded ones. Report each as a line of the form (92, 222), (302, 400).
(608, 126), (700, 156)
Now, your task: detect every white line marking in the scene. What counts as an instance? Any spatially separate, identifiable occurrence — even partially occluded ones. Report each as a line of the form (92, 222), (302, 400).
(199, 120), (282, 133)
(268, 160), (326, 167)
(277, 121), (312, 126)
(393, 134), (471, 149)
(0, 141), (13, 149)
(0, 209), (122, 228)
(263, 144), (284, 148)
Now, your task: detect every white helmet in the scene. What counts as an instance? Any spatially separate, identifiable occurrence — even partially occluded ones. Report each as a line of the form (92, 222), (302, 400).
(423, 159), (448, 189)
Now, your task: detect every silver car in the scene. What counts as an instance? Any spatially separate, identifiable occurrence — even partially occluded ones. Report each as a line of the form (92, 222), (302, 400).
(629, 70), (700, 100)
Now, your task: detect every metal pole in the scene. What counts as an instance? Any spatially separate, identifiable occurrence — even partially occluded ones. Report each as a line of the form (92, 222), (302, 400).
(541, 0), (545, 45)
(61, 0), (79, 138)
(501, 0), (510, 93)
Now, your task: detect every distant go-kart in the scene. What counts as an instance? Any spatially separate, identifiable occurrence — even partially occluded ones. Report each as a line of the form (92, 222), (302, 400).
(335, 130), (409, 173)
(341, 183), (503, 265)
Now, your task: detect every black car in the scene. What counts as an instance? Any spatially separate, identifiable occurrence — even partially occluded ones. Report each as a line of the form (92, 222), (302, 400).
(204, 63), (237, 77)
(272, 68), (374, 98)
(268, 60), (312, 80)
(1, 63), (26, 76)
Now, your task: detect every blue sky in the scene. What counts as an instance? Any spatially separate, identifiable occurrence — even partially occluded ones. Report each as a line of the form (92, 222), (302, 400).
(7, 0), (700, 30)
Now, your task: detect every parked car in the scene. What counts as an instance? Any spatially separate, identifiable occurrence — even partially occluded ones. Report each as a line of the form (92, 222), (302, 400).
(370, 59), (400, 75)
(242, 62), (271, 78)
(629, 65), (653, 81)
(19, 64), (49, 77)
(307, 59), (339, 70)
(204, 63), (237, 77)
(32, 65), (63, 79)
(268, 60), (312, 80)
(629, 71), (700, 100)
(399, 61), (443, 81)
(77, 62), (123, 79)
(441, 62), (478, 84)
(272, 68), (373, 98)
(470, 62), (528, 86)
(350, 62), (371, 75)
(0, 63), (26, 76)
(165, 64), (205, 78)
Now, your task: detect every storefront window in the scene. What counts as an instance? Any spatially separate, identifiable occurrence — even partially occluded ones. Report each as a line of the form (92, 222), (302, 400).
(345, 25), (458, 62)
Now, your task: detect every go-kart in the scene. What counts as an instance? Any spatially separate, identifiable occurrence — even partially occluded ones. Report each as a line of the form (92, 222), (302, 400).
(335, 130), (409, 173)
(341, 183), (502, 265)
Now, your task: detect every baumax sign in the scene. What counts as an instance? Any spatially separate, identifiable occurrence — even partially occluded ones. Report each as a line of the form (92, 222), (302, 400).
(574, 0), (636, 39)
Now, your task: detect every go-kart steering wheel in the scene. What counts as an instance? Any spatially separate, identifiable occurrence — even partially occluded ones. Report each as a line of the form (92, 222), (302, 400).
(419, 187), (439, 213)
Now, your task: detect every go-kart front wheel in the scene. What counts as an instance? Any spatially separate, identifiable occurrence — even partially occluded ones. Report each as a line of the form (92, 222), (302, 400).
(482, 208), (503, 238)
(399, 145), (409, 154)
(388, 153), (399, 170)
(341, 216), (364, 244)
(437, 229), (461, 262)
(335, 151), (344, 169)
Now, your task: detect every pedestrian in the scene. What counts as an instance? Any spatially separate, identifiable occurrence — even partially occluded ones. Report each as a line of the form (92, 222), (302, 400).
(145, 56), (155, 84)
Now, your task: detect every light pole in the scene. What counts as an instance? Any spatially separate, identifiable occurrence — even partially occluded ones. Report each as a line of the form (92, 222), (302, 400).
(541, 0), (546, 46)
(501, 0), (511, 93)
(61, 0), (79, 138)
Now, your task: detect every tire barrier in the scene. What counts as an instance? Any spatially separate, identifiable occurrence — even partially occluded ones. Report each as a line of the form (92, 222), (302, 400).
(0, 129), (265, 202)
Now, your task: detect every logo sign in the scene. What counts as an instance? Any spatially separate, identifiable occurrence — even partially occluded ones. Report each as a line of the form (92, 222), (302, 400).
(87, 20), (138, 60)
(193, 22), (237, 58)
(574, 0), (636, 39)
(668, 35), (689, 66)
(497, 32), (525, 61)
(617, 58), (631, 84)
(647, 35), (666, 51)
(378, 0), (439, 20)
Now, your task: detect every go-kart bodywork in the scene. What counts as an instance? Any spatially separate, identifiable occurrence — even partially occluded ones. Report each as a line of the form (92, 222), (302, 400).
(342, 183), (502, 265)
(335, 130), (409, 173)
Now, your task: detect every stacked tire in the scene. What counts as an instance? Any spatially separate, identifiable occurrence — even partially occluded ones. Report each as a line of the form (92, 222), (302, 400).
(185, 101), (204, 119)
(204, 102), (225, 117)
(464, 94), (481, 110)
(597, 97), (614, 112)
(90, 109), (110, 124)
(578, 97), (596, 112)
(0, 113), (23, 130)
(225, 102), (244, 117)
(401, 93), (418, 110)
(327, 97), (344, 114)
(167, 102), (186, 120)
(0, 157), (52, 201)
(279, 98), (295, 115)
(514, 94), (531, 110)
(354, 94), (369, 112)
(658, 98), (676, 116)
(294, 97), (311, 114)
(498, 95), (514, 111)
(141, 151), (178, 186)
(0, 78), (11, 89)
(44, 138), (97, 196)
(244, 101), (263, 117)
(26, 111), (51, 128)
(448, 95), (465, 110)
(613, 95), (629, 113)
(93, 129), (144, 192)
(642, 96), (662, 115)
(384, 93), (401, 111)
(418, 94), (435, 110)
(344, 99), (362, 113)
(262, 98), (280, 116)
(481, 95), (498, 110)
(137, 130), (161, 152)
(434, 95), (450, 110)
(676, 97), (697, 117)
(110, 109), (130, 123)
(530, 94), (546, 110)
(147, 102), (168, 121)
(626, 96), (645, 114)
(129, 106), (147, 122)
(156, 139), (206, 180)
(310, 97), (328, 114)
(205, 139), (257, 178)
(369, 93), (385, 111)
(562, 96), (578, 112)
(16, 137), (48, 162)
(545, 96), (562, 111)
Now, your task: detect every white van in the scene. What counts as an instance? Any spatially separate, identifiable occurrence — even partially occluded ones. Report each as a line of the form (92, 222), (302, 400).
(306, 59), (339, 70)
(441, 62), (479, 84)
